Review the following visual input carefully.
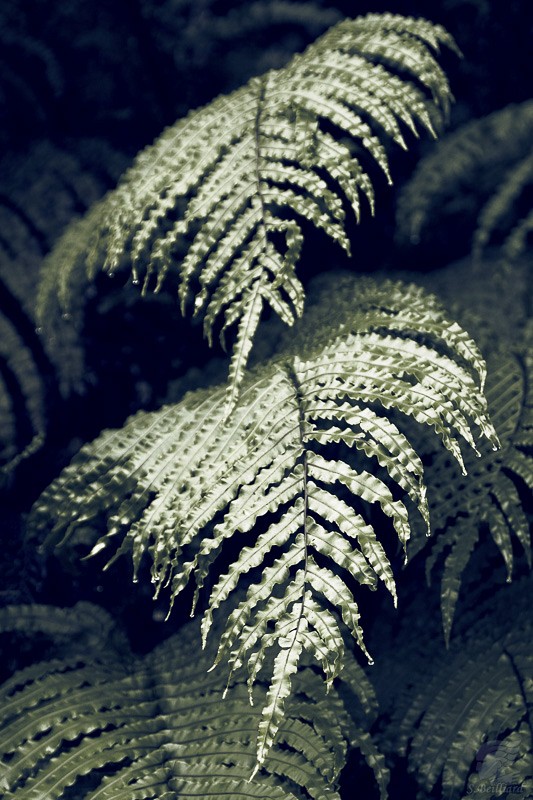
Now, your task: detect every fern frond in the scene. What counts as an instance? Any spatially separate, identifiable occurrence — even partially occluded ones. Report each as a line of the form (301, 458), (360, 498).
(29, 275), (497, 768)
(0, 602), (379, 800)
(38, 13), (457, 404)
(473, 146), (533, 262)
(0, 139), (129, 469)
(382, 578), (533, 800)
(396, 100), (533, 261)
(410, 262), (533, 641)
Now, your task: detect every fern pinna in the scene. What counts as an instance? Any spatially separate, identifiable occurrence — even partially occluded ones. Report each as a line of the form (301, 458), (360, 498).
(29, 275), (498, 770)
(0, 602), (383, 800)
(37, 13), (458, 408)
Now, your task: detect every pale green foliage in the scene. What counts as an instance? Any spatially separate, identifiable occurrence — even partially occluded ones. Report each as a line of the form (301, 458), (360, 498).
(384, 578), (533, 800)
(396, 100), (533, 259)
(30, 275), (497, 769)
(37, 12), (458, 406)
(0, 602), (379, 800)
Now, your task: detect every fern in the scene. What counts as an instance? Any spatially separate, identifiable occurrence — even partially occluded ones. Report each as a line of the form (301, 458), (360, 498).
(473, 145), (533, 262)
(378, 577), (533, 800)
(396, 100), (533, 261)
(37, 13), (458, 406)
(420, 347), (532, 642)
(0, 139), (129, 470)
(0, 602), (384, 800)
(395, 257), (533, 642)
(29, 274), (497, 769)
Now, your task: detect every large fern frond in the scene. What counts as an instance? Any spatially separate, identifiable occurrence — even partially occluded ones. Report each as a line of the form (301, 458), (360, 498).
(0, 602), (383, 800)
(29, 275), (497, 768)
(38, 13), (458, 406)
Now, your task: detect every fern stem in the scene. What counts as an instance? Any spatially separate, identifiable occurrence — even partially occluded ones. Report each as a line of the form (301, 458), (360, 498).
(250, 362), (311, 777)
(253, 76), (270, 256)
(286, 362), (310, 610)
(503, 646), (533, 742)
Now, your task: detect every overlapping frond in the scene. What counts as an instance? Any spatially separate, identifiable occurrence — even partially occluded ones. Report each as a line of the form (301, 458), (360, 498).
(29, 275), (497, 768)
(396, 100), (533, 261)
(473, 145), (533, 262)
(0, 139), (129, 472)
(400, 258), (533, 643)
(421, 347), (532, 643)
(38, 13), (458, 405)
(0, 602), (379, 800)
(381, 578), (533, 800)
(0, 288), (45, 471)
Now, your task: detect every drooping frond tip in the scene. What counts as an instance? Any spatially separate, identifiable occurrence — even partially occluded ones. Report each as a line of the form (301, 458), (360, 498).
(30, 275), (497, 771)
(38, 13), (459, 409)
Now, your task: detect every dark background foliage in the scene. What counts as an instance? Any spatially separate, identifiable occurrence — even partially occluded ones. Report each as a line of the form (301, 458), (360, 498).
(0, 1), (531, 796)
